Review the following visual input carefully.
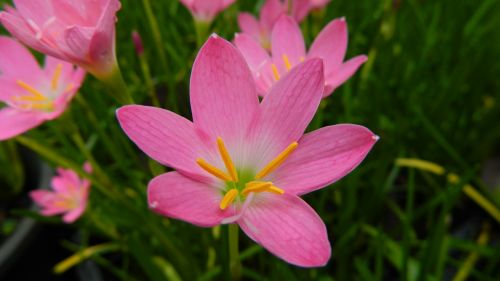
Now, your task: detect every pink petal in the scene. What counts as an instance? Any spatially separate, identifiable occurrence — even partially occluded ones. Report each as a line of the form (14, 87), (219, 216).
(249, 59), (324, 168)
(325, 55), (367, 97)
(234, 33), (270, 74)
(290, 0), (311, 22)
(51, 0), (88, 25)
(116, 105), (210, 180)
(237, 13), (260, 39)
(148, 172), (233, 227)
(12, 0), (53, 25)
(0, 78), (22, 103)
(238, 193), (331, 267)
(271, 16), (306, 70)
(190, 35), (259, 142)
(0, 108), (44, 141)
(273, 124), (378, 195)
(43, 56), (78, 84)
(63, 26), (93, 61)
(0, 36), (43, 82)
(308, 18), (348, 70)
(30, 190), (68, 215)
(62, 204), (85, 223)
(0, 10), (61, 59)
(260, 0), (287, 31)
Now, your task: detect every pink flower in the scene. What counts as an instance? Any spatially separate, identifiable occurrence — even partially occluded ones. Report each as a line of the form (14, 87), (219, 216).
(235, 15), (367, 98)
(0, 36), (85, 141)
(291, 0), (331, 22)
(117, 35), (377, 266)
(238, 0), (331, 49)
(30, 163), (92, 224)
(0, 0), (121, 78)
(238, 0), (287, 50)
(179, 0), (236, 23)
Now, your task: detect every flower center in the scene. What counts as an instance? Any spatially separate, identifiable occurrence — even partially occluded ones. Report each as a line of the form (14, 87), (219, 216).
(9, 64), (71, 112)
(270, 54), (305, 81)
(196, 137), (298, 210)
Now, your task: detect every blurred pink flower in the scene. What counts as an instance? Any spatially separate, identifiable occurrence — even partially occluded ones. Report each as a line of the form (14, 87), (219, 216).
(30, 163), (92, 224)
(238, 0), (331, 49)
(0, 36), (85, 141)
(238, 0), (287, 50)
(0, 0), (121, 78)
(117, 35), (377, 266)
(179, 0), (236, 23)
(235, 15), (367, 97)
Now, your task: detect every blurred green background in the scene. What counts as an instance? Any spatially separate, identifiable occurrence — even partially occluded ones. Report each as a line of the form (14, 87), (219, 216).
(1, 0), (499, 280)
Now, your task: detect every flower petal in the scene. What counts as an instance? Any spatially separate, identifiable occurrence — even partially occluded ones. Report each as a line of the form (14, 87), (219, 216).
(249, 59), (324, 168)
(237, 13), (260, 39)
(116, 105), (211, 180)
(190, 35), (259, 142)
(271, 15), (306, 69)
(0, 36), (42, 82)
(273, 124), (378, 195)
(238, 193), (331, 267)
(234, 33), (270, 75)
(260, 0), (286, 30)
(308, 18), (348, 70)
(148, 172), (233, 227)
(0, 108), (44, 141)
(12, 0), (53, 25)
(325, 55), (367, 96)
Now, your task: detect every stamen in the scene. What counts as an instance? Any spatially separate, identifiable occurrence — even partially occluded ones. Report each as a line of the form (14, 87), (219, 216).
(220, 189), (238, 210)
(242, 181), (284, 196)
(271, 63), (280, 81)
(196, 158), (233, 182)
(217, 137), (238, 182)
(255, 142), (298, 179)
(52, 64), (63, 90)
(64, 83), (74, 93)
(16, 80), (46, 100)
(282, 54), (292, 71)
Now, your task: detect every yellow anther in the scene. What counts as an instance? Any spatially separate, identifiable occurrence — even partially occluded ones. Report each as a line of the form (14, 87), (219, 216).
(52, 63), (63, 90)
(16, 80), (46, 100)
(271, 63), (280, 81)
(196, 158), (233, 182)
(255, 142), (298, 179)
(282, 54), (292, 71)
(242, 181), (284, 196)
(220, 189), (238, 210)
(217, 137), (238, 182)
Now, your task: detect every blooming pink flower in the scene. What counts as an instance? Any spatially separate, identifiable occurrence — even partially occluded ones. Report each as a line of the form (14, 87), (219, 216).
(179, 0), (236, 23)
(117, 35), (377, 266)
(238, 0), (287, 50)
(291, 0), (331, 22)
(0, 36), (85, 141)
(235, 15), (367, 98)
(238, 0), (331, 49)
(30, 163), (92, 224)
(0, 0), (121, 78)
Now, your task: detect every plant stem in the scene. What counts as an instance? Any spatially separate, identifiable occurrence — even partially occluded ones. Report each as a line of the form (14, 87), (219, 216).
(195, 20), (211, 48)
(98, 66), (134, 105)
(228, 224), (241, 281)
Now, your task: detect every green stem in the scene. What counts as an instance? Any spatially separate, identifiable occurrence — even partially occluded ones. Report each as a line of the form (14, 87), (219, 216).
(139, 54), (160, 107)
(98, 66), (134, 105)
(195, 20), (211, 48)
(311, 99), (328, 130)
(228, 224), (241, 281)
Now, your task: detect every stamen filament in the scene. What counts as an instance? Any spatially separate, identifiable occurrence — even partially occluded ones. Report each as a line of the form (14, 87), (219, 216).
(16, 80), (46, 99)
(271, 63), (280, 81)
(196, 158), (233, 182)
(255, 142), (298, 179)
(217, 137), (238, 182)
(242, 181), (284, 196)
(220, 189), (238, 210)
(282, 54), (292, 71)
(52, 64), (63, 90)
